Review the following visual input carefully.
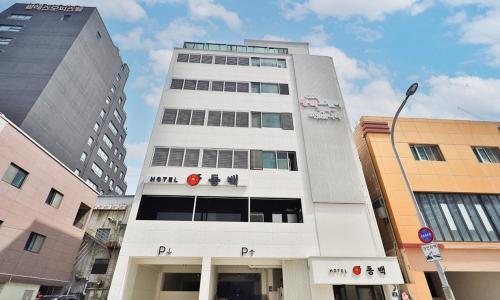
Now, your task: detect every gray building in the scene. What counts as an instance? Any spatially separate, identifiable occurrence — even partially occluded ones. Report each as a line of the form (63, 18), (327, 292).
(0, 3), (128, 195)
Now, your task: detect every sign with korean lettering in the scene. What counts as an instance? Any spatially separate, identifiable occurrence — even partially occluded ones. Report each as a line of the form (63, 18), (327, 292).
(146, 173), (246, 187)
(309, 257), (404, 285)
(421, 243), (441, 262)
(26, 4), (83, 12)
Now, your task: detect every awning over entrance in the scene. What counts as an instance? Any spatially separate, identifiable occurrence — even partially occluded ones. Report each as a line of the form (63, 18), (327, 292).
(308, 257), (404, 285)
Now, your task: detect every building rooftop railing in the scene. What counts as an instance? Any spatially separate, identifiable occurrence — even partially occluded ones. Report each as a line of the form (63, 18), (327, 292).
(183, 42), (288, 54)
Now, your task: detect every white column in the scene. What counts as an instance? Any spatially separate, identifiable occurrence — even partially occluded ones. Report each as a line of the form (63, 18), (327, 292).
(282, 260), (312, 300)
(108, 255), (135, 300)
(198, 256), (213, 300)
(310, 284), (334, 300)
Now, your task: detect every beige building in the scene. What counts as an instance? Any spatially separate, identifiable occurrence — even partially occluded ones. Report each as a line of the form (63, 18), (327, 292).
(0, 113), (97, 299)
(71, 195), (133, 300)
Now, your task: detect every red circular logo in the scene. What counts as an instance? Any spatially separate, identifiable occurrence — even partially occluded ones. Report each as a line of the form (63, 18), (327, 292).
(352, 266), (361, 276)
(187, 174), (201, 186)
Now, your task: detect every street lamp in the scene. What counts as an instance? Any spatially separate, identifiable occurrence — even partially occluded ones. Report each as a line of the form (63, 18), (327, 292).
(390, 83), (456, 300)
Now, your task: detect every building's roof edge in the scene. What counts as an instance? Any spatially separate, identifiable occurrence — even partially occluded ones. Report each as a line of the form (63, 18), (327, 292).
(244, 39), (309, 46)
(0, 113), (98, 194)
(359, 115), (500, 125)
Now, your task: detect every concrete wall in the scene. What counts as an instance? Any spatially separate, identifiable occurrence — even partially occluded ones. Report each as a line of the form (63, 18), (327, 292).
(0, 116), (97, 287)
(0, 282), (39, 300)
(448, 272), (500, 300)
(20, 9), (128, 194)
(0, 4), (128, 194)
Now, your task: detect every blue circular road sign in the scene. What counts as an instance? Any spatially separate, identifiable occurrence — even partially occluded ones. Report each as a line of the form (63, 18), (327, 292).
(418, 227), (434, 243)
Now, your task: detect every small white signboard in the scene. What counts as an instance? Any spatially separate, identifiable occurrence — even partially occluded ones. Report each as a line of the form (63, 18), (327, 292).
(421, 243), (442, 262)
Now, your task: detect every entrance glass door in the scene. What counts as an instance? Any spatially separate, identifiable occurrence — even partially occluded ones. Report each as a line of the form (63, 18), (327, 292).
(333, 285), (385, 300)
(217, 273), (261, 300)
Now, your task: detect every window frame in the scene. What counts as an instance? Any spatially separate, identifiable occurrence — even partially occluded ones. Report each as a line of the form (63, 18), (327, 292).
(24, 232), (46, 253)
(2, 163), (29, 188)
(45, 188), (64, 209)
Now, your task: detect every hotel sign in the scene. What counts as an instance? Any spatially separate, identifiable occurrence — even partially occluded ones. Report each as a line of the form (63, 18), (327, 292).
(309, 257), (403, 285)
(25, 4), (84, 12)
(300, 95), (342, 120)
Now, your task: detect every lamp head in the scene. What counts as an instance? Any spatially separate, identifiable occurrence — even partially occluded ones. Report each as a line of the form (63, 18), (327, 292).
(406, 83), (418, 97)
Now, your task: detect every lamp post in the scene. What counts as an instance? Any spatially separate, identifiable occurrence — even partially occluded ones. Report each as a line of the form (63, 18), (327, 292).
(390, 83), (456, 300)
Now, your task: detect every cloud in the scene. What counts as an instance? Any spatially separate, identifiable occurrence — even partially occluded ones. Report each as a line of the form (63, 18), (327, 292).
(346, 21), (383, 42)
(142, 83), (165, 107)
(187, 0), (242, 30)
(27, 0), (147, 21)
(125, 142), (149, 161)
(262, 35), (288, 42)
(155, 18), (207, 49)
(310, 45), (500, 126)
(123, 166), (142, 195)
(305, 25), (330, 46)
(123, 142), (149, 194)
(443, 1), (500, 66)
(114, 28), (154, 50)
(280, 0), (433, 21)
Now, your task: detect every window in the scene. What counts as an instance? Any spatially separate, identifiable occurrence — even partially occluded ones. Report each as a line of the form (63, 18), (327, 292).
(191, 110), (205, 125)
(176, 109), (191, 125)
(60, 14), (71, 21)
(0, 24), (23, 32)
(262, 151), (277, 168)
(183, 149), (200, 167)
(93, 123), (99, 132)
(80, 152), (87, 162)
(238, 57), (249, 66)
(109, 161), (114, 169)
(152, 148), (169, 166)
(96, 31), (102, 40)
(24, 232), (45, 253)
(111, 85), (116, 93)
(410, 145), (445, 161)
(45, 189), (63, 208)
(211, 81), (224, 91)
(472, 146), (500, 163)
(119, 135), (123, 143)
(114, 110), (122, 123)
(202, 149), (217, 168)
(262, 113), (281, 128)
(218, 150), (233, 168)
(114, 148), (118, 155)
(189, 54), (201, 63)
(279, 83), (289, 95)
(184, 79), (197, 90)
(207, 111), (222, 126)
(235, 112), (249, 127)
(162, 109), (177, 124)
(118, 97), (123, 105)
(197, 80), (209, 90)
(226, 56), (237, 65)
(119, 172), (124, 179)
(2, 163), (28, 188)
(170, 79), (184, 89)
(74, 169), (80, 176)
(103, 134), (113, 149)
(116, 73), (121, 82)
(221, 111), (235, 127)
(91, 163), (103, 178)
(251, 82), (260, 93)
(108, 121), (118, 136)
(97, 148), (108, 162)
(104, 175), (109, 182)
(233, 151), (248, 169)
(96, 228), (110, 241)
(115, 186), (123, 195)
(86, 179), (97, 190)
(237, 82), (249, 93)
(251, 150), (297, 171)
(177, 53), (189, 62)
(250, 198), (302, 223)
(168, 149), (185, 167)
(277, 59), (286, 68)
(91, 259), (109, 274)
(74, 202), (91, 229)
(416, 193), (500, 242)
(137, 195), (195, 221)
(261, 83), (279, 94)
(251, 57), (260, 66)
(201, 55), (213, 64)
(224, 81), (236, 92)
(195, 197), (248, 222)
(109, 179), (114, 189)
(114, 166), (118, 173)
(0, 37), (13, 45)
(106, 96), (111, 105)
(118, 153), (123, 160)
(214, 55), (226, 64)
(162, 273), (201, 291)
(100, 109), (105, 119)
(87, 136), (94, 146)
(8, 14), (32, 20)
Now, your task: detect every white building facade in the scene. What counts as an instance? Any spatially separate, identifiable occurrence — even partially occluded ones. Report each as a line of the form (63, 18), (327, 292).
(108, 40), (404, 300)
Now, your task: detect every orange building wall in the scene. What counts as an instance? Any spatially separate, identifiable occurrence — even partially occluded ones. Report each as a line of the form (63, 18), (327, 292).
(354, 117), (500, 300)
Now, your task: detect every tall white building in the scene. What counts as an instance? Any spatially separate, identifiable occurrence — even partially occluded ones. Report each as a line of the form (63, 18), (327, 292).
(108, 40), (404, 300)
